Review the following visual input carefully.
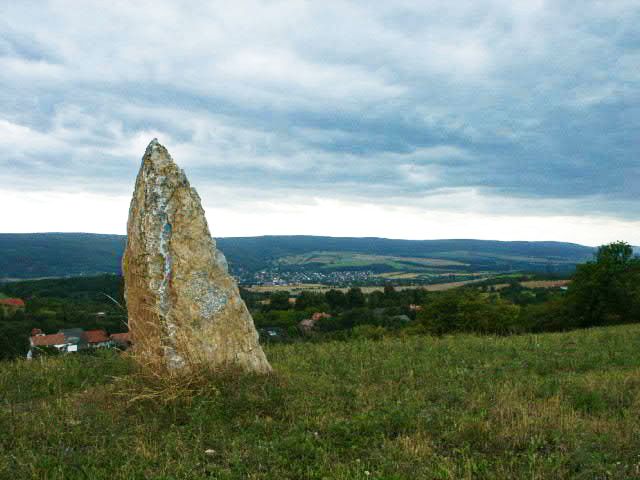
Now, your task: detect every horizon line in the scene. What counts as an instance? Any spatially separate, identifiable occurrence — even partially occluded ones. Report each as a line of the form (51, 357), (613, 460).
(0, 231), (606, 248)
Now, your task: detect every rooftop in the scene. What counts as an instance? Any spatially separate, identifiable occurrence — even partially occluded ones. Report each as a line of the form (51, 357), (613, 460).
(0, 298), (25, 308)
(30, 333), (65, 347)
(110, 332), (131, 343)
(85, 329), (109, 344)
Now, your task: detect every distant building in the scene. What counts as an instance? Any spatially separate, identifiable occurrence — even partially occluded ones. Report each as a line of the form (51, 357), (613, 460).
(109, 332), (131, 349)
(298, 318), (316, 333)
(258, 327), (285, 342)
(58, 328), (87, 352)
(0, 298), (25, 315)
(0, 298), (25, 308)
(84, 329), (111, 348)
(28, 330), (66, 358)
(408, 304), (423, 312)
(27, 328), (130, 358)
(298, 312), (332, 333)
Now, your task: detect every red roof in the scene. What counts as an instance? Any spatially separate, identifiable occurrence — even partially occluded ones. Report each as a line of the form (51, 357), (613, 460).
(84, 329), (109, 344)
(31, 333), (65, 347)
(110, 332), (130, 343)
(0, 298), (25, 308)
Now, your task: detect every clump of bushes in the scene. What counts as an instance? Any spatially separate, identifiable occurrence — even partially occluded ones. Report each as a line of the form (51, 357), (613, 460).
(415, 289), (521, 335)
(415, 241), (640, 336)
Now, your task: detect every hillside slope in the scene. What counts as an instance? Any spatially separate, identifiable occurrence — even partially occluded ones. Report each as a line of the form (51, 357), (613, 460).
(0, 233), (596, 279)
(2, 325), (640, 478)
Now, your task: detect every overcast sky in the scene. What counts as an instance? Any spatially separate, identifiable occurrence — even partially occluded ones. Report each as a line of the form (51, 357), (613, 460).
(1, 1), (638, 245)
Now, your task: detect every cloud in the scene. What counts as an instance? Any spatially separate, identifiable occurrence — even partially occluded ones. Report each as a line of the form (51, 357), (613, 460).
(0, 0), (638, 241)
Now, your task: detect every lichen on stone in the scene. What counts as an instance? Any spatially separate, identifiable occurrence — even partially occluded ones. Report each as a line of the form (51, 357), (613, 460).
(186, 271), (228, 320)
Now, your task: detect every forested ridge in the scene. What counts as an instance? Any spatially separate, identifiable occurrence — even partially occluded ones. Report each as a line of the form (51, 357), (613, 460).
(0, 233), (596, 279)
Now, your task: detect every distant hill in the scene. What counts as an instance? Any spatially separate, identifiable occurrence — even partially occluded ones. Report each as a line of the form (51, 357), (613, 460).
(0, 233), (126, 279)
(0, 233), (598, 280)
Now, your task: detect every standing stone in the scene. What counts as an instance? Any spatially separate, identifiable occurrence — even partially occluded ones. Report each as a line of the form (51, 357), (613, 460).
(122, 139), (271, 374)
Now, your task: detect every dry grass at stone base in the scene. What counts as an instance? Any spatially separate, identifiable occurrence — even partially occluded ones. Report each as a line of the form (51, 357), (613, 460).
(2, 325), (640, 479)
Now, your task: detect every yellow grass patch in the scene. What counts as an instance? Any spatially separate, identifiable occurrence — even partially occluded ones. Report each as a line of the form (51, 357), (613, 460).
(520, 280), (571, 289)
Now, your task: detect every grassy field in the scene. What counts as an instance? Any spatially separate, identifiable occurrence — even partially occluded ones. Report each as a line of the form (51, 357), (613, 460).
(246, 278), (490, 294)
(376, 272), (422, 280)
(2, 325), (640, 479)
(520, 280), (572, 289)
(278, 251), (468, 268)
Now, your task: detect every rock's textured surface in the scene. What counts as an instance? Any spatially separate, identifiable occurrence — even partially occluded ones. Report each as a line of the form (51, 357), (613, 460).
(122, 139), (271, 373)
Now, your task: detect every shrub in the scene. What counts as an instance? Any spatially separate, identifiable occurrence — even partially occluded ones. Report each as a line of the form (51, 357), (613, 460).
(518, 296), (574, 332)
(417, 289), (520, 335)
(350, 325), (387, 340)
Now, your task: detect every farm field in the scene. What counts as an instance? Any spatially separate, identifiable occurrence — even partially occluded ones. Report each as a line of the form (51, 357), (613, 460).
(521, 280), (572, 289)
(2, 324), (640, 479)
(277, 251), (468, 269)
(433, 250), (581, 266)
(376, 272), (422, 279)
(246, 277), (491, 294)
(245, 276), (567, 294)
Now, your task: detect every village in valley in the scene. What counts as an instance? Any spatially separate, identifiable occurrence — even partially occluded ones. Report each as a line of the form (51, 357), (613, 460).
(0, 265), (575, 361)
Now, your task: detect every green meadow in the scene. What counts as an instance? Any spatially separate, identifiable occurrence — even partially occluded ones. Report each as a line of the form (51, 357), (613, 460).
(276, 251), (469, 274)
(2, 325), (640, 479)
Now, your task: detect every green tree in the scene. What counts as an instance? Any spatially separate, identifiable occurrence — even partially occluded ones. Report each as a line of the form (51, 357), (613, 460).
(417, 289), (520, 335)
(294, 291), (327, 311)
(325, 289), (347, 311)
(367, 290), (385, 309)
(266, 291), (291, 311)
(346, 287), (366, 308)
(518, 296), (572, 332)
(567, 241), (640, 327)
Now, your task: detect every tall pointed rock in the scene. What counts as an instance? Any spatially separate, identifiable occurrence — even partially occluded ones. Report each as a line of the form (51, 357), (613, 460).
(122, 139), (271, 373)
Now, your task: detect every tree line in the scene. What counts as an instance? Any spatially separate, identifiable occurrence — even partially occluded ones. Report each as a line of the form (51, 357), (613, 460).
(0, 242), (638, 358)
(250, 242), (640, 338)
